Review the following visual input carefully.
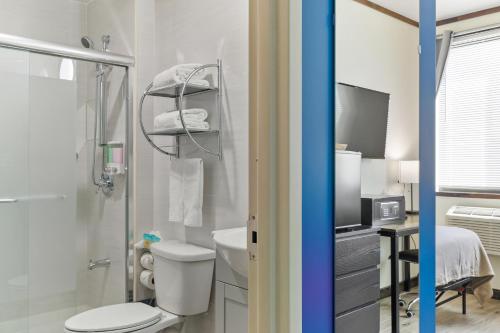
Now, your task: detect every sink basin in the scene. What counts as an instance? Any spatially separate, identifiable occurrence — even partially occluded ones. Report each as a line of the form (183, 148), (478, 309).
(212, 227), (248, 277)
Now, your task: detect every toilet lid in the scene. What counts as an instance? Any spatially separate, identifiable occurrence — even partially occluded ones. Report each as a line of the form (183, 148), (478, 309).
(65, 303), (162, 332)
(151, 240), (215, 262)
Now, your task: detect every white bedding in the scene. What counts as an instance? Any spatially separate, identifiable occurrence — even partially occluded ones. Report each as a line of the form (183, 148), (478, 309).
(436, 226), (495, 305)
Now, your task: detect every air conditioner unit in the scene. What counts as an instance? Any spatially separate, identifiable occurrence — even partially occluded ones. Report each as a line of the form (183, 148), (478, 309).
(446, 206), (500, 256)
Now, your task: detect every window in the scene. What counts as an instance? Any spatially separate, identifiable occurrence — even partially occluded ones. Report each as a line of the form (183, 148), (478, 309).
(437, 29), (500, 193)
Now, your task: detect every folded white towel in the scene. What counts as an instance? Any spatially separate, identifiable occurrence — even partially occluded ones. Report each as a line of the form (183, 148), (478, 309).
(153, 64), (209, 88)
(169, 160), (184, 222)
(183, 159), (204, 227)
(154, 109), (210, 131)
(168, 159), (204, 227)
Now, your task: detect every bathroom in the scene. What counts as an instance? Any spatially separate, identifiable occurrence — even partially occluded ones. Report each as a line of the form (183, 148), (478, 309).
(0, 0), (249, 332)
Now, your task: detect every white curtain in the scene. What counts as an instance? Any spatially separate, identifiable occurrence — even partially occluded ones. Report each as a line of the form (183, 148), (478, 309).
(436, 30), (453, 94)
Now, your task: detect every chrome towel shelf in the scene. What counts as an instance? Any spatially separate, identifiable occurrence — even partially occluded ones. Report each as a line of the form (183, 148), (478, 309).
(139, 60), (223, 160)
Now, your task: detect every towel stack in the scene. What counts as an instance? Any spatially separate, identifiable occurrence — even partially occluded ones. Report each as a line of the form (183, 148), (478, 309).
(153, 63), (210, 88)
(154, 109), (209, 131)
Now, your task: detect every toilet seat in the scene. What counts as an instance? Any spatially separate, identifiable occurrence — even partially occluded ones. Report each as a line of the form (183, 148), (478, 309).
(64, 303), (163, 333)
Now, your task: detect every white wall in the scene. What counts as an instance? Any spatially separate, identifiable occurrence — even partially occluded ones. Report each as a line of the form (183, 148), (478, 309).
(152, 0), (249, 246)
(0, 0), (85, 46)
(336, 0), (419, 161)
(436, 12), (500, 290)
(130, 0), (249, 331)
(336, 0), (420, 288)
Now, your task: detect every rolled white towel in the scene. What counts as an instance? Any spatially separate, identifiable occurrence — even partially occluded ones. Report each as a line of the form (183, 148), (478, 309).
(153, 64), (209, 88)
(160, 121), (208, 130)
(154, 109), (209, 130)
(140, 252), (154, 270)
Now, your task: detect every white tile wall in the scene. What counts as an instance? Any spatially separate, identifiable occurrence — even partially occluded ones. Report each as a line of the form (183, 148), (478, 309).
(81, 0), (134, 309)
(152, 0), (249, 247)
(145, 1), (249, 332)
(0, 0), (85, 47)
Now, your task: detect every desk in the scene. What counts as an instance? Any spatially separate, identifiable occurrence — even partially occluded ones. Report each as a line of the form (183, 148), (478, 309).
(380, 215), (419, 333)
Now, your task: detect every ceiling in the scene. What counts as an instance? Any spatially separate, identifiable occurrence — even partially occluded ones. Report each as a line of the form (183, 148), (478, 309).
(369, 0), (500, 22)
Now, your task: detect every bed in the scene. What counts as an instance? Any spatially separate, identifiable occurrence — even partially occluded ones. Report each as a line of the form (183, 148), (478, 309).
(400, 226), (495, 317)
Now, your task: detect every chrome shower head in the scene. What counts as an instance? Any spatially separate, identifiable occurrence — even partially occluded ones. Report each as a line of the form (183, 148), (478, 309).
(81, 36), (94, 49)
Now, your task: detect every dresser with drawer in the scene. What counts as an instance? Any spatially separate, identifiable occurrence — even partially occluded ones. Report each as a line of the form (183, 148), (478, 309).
(335, 227), (381, 333)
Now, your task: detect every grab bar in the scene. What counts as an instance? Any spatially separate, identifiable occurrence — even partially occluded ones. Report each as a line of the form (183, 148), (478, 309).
(0, 194), (66, 203)
(0, 198), (18, 203)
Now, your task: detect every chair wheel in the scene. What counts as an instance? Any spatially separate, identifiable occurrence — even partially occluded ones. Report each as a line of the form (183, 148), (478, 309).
(399, 299), (407, 307)
(406, 311), (415, 318)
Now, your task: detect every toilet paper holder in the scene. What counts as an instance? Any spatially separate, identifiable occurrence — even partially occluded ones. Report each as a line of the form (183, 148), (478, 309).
(88, 258), (111, 270)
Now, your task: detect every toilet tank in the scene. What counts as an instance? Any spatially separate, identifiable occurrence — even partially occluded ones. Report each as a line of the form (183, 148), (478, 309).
(151, 240), (216, 316)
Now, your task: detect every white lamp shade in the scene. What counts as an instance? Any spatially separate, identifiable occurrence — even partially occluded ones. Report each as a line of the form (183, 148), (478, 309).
(399, 160), (419, 184)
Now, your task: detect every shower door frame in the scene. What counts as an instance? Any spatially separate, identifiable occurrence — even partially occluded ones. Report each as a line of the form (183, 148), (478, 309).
(0, 32), (135, 302)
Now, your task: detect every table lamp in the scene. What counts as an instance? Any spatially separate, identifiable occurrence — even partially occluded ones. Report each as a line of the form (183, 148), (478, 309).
(399, 160), (419, 214)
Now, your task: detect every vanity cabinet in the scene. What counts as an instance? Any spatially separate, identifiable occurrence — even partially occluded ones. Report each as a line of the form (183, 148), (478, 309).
(215, 253), (248, 333)
(216, 281), (248, 333)
(335, 227), (380, 333)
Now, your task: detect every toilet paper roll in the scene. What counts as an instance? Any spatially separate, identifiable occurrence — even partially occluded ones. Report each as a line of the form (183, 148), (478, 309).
(140, 270), (155, 290)
(140, 252), (154, 270)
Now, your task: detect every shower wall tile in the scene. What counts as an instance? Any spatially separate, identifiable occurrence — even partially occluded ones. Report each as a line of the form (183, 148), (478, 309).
(81, 0), (135, 310)
(150, 1), (249, 332)
(133, 0), (157, 243)
(0, 0), (85, 47)
(152, 0), (249, 239)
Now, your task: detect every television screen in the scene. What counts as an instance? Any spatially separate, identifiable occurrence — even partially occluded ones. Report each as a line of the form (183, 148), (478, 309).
(335, 83), (390, 159)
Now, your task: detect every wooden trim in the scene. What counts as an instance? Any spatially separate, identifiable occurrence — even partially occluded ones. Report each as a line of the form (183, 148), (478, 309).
(437, 6), (500, 26)
(437, 191), (500, 200)
(248, 0), (271, 330)
(353, 0), (419, 27)
(249, 0), (290, 331)
(354, 1), (500, 29)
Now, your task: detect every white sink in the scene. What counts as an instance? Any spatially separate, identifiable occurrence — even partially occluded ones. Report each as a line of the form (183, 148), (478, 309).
(212, 227), (248, 277)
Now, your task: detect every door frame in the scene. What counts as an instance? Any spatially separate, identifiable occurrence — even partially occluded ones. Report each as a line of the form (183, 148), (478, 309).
(248, 0), (291, 332)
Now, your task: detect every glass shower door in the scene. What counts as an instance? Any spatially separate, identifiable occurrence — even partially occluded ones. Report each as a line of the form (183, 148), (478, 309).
(26, 52), (79, 333)
(0, 48), (30, 333)
(0, 45), (128, 333)
(0, 48), (79, 333)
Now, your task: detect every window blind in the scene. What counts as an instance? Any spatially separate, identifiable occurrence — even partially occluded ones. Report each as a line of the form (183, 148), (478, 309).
(437, 30), (500, 192)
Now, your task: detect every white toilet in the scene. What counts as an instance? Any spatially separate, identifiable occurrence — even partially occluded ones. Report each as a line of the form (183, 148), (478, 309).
(64, 240), (216, 333)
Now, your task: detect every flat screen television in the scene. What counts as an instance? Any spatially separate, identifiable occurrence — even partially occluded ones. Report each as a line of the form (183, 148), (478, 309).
(335, 83), (390, 159)
(335, 150), (362, 229)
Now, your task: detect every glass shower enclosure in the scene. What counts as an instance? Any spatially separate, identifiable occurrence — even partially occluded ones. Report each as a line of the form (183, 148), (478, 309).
(0, 34), (133, 333)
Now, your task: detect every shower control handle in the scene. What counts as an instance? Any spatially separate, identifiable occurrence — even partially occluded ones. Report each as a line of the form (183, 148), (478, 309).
(88, 258), (111, 270)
